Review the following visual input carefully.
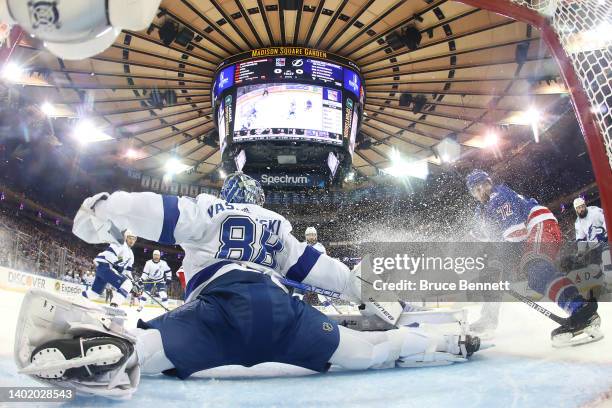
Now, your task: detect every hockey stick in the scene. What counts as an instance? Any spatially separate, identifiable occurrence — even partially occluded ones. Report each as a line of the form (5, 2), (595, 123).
(104, 223), (171, 312)
(126, 276), (170, 312)
(506, 289), (568, 325)
(279, 277), (343, 299)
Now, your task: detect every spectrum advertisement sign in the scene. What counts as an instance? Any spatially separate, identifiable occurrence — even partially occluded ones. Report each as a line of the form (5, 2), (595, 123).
(254, 173), (325, 188)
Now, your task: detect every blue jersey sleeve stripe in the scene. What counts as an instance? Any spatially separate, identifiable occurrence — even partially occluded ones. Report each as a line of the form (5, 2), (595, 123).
(159, 195), (180, 245)
(286, 245), (322, 283)
(105, 245), (117, 256)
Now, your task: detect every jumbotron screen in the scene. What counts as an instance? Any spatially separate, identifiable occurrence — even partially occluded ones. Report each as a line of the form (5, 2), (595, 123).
(212, 47), (365, 154)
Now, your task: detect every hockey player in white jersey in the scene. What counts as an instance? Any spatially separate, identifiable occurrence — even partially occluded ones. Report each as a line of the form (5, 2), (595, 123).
(82, 229), (136, 307)
(140, 250), (172, 305)
(15, 172), (481, 398)
(305, 226), (326, 254)
(574, 197), (608, 249)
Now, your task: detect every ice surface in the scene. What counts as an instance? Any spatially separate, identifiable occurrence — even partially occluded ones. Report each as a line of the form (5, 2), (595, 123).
(1, 289), (612, 407)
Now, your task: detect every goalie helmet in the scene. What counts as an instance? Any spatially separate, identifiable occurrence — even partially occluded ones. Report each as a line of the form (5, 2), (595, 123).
(220, 172), (265, 206)
(0, 0), (161, 60)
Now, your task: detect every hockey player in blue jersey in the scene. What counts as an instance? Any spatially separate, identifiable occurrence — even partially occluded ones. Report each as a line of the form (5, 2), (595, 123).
(15, 172), (481, 398)
(83, 229), (137, 307)
(467, 169), (602, 346)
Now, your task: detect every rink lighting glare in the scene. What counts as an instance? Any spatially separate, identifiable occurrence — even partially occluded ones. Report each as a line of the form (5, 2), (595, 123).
(124, 149), (139, 159)
(484, 131), (498, 147)
(383, 150), (428, 179)
(219, 169), (227, 178)
(40, 102), (55, 117)
(525, 107), (540, 124)
(165, 158), (190, 175)
(72, 120), (113, 144)
(1, 62), (23, 81)
(525, 107), (541, 143)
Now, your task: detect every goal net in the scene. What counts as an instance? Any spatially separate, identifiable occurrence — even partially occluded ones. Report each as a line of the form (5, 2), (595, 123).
(458, 0), (612, 220)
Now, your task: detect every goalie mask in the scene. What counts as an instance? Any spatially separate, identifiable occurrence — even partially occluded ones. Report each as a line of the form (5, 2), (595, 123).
(220, 172), (265, 206)
(0, 0), (161, 60)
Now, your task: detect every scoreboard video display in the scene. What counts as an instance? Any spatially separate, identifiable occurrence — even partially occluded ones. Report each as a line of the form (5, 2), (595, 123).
(212, 47), (364, 156)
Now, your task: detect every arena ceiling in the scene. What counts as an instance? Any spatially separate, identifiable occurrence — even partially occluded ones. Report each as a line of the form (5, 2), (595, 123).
(4, 0), (570, 183)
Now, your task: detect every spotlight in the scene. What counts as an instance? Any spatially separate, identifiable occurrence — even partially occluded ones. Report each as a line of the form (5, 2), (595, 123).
(158, 20), (179, 46)
(280, 0), (303, 11)
(412, 94), (427, 114)
(435, 137), (461, 162)
(399, 93), (413, 107)
(72, 120), (113, 144)
(525, 107), (541, 143)
(525, 107), (540, 124)
(515, 42), (530, 65)
(1, 62), (23, 81)
(124, 149), (141, 159)
(40, 102), (55, 117)
(484, 130), (498, 147)
(165, 158), (190, 175)
(175, 27), (194, 47)
(402, 25), (422, 51)
(383, 149), (428, 179)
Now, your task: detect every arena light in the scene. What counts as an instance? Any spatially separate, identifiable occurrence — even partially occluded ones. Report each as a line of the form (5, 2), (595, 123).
(565, 21), (612, 53)
(1, 62), (23, 81)
(40, 102), (56, 117)
(124, 148), (146, 160)
(72, 120), (113, 144)
(383, 149), (428, 179)
(526, 107), (541, 143)
(434, 137), (460, 163)
(484, 130), (499, 147)
(165, 158), (190, 175)
(219, 169), (226, 178)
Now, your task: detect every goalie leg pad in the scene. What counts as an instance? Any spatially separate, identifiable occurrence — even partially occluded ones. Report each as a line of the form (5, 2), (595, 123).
(14, 289), (140, 399)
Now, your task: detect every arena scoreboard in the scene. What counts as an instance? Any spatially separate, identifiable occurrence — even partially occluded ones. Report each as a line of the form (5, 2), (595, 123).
(212, 47), (365, 164)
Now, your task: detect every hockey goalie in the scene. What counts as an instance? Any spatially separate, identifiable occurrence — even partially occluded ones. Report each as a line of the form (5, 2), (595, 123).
(14, 172), (481, 398)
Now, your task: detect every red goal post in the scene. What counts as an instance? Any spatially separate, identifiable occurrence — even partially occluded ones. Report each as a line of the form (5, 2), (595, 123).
(455, 0), (612, 228)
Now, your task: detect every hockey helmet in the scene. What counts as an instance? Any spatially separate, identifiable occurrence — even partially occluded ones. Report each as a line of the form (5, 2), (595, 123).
(466, 169), (492, 191)
(220, 172), (265, 206)
(573, 197), (586, 209)
(0, 0), (161, 60)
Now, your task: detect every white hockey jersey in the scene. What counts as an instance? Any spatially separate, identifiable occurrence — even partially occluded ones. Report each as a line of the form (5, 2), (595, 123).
(142, 259), (172, 283)
(575, 206), (608, 247)
(309, 242), (327, 255)
(94, 242), (135, 278)
(88, 192), (353, 302)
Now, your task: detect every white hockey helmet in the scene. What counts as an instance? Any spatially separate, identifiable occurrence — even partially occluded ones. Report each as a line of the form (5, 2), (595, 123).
(573, 197), (586, 209)
(0, 0), (161, 60)
(305, 226), (317, 237)
(124, 229), (137, 239)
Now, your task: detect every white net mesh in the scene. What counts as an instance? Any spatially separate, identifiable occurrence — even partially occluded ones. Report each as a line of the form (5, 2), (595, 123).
(509, 0), (612, 167)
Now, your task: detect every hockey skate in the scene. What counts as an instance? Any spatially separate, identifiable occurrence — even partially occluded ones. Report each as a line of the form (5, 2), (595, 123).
(551, 299), (603, 348)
